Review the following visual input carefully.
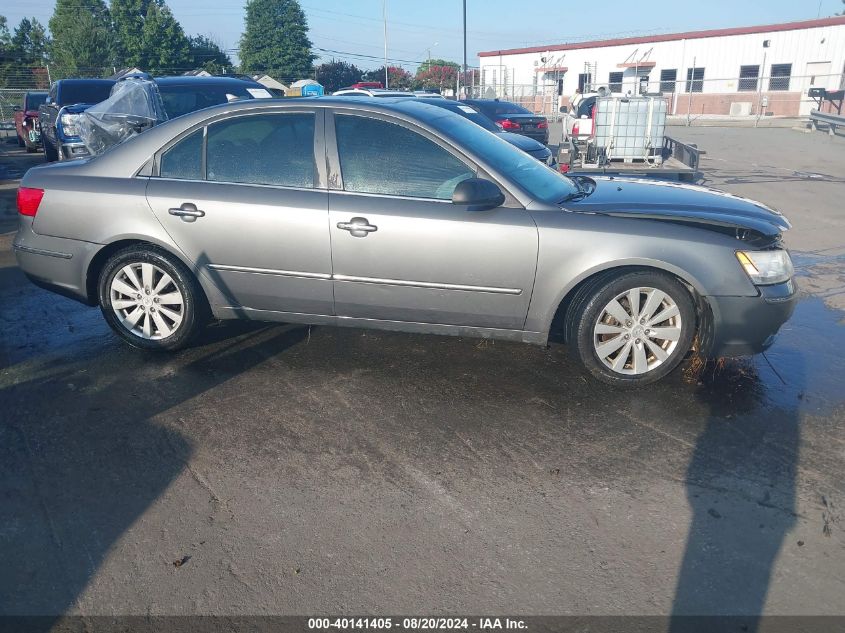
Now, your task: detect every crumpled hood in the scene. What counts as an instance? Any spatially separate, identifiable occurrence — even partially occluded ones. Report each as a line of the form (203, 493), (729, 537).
(569, 177), (790, 236)
(498, 131), (547, 152)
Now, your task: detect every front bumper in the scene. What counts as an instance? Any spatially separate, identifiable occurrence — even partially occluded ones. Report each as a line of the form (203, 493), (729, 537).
(702, 279), (798, 358)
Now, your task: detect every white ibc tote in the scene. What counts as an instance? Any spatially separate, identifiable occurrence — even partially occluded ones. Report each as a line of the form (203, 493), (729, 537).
(593, 96), (667, 163)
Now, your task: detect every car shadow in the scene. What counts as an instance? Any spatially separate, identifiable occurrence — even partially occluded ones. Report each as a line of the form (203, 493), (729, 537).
(669, 350), (804, 631)
(0, 250), (309, 629)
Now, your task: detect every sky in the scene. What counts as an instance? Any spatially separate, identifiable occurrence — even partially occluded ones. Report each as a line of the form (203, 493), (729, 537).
(2, 0), (843, 71)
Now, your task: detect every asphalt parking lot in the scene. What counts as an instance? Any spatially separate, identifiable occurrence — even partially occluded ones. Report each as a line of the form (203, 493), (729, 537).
(1, 126), (844, 622)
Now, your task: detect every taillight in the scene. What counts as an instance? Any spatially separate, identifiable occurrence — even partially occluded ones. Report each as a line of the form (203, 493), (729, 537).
(537, 121), (548, 129)
(17, 187), (44, 217)
(498, 119), (521, 130)
(572, 122), (580, 136)
(559, 164), (571, 173)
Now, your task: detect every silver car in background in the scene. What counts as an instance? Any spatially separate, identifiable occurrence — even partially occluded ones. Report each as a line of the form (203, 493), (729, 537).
(14, 97), (796, 385)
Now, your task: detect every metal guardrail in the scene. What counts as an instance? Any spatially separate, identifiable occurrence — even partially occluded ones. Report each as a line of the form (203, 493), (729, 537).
(809, 109), (845, 136)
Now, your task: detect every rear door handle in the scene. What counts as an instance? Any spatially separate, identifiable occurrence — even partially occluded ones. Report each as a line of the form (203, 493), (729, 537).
(337, 217), (378, 238)
(168, 202), (205, 222)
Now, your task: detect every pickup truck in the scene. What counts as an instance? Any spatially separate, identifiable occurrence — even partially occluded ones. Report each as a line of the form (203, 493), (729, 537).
(39, 79), (115, 161)
(14, 91), (48, 152)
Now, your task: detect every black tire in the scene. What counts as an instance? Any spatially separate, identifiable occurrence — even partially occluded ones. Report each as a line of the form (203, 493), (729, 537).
(567, 270), (696, 387)
(43, 136), (59, 162)
(97, 245), (208, 351)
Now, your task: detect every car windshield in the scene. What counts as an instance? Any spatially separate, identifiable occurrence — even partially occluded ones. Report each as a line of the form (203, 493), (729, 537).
(426, 110), (577, 203)
(158, 84), (256, 118)
(25, 93), (47, 110)
(59, 82), (114, 105)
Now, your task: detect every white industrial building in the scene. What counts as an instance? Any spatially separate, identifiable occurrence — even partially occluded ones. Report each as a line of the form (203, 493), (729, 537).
(477, 16), (845, 117)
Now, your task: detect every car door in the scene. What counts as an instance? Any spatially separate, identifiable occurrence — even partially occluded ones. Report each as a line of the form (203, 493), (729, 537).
(145, 108), (334, 316)
(326, 110), (538, 330)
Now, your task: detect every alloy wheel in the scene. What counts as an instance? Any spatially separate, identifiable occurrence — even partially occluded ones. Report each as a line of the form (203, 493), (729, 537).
(592, 286), (683, 375)
(109, 262), (185, 340)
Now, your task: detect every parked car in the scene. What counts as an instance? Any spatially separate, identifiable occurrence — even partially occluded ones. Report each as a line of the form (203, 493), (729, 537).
(39, 79), (115, 161)
(414, 98), (555, 166)
(563, 90), (602, 142)
(14, 98), (796, 386)
(463, 98), (550, 144)
(46, 74), (274, 160)
(14, 91), (48, 152)
(350, 81), (383, 89)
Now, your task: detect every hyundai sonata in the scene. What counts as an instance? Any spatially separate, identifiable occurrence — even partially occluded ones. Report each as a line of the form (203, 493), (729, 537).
(14, 97), (796, 385)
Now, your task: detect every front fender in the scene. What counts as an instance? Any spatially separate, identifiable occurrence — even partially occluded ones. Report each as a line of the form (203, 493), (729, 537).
(525, 211), (760, 336)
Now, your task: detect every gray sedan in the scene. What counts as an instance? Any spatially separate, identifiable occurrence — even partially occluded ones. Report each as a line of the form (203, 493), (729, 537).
(14, 97), (796, 385)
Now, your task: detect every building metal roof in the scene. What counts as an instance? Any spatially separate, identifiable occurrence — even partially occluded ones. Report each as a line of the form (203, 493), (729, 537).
(478, 16), (845, 58)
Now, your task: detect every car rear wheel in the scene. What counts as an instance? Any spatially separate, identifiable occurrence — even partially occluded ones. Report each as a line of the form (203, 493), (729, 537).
(98, 246), (206, 351)
(568, 270), (696, 386)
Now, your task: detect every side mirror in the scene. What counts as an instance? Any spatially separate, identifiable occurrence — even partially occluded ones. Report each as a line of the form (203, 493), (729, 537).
(559, 105), (568, 113)
(452, 178), (505, 212)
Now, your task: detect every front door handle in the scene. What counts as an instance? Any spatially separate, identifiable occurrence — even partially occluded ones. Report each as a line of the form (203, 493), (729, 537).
(168, 202), (205, 222)
(337, 217), (378, 238)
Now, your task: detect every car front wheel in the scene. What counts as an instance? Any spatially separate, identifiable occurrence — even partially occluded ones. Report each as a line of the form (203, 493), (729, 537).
(98, 246), (206, 351)
(569, 270), (696, 386)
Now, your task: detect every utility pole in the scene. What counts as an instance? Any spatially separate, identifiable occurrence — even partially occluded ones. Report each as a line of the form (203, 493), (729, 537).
(383, 0), (389, 89)
(756, 40), (770, 128)
(461, 0), (467, 99)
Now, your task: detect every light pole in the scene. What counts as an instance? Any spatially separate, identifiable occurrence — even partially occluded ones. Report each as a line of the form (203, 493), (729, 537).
(755, 39), (770, 128)
(461, 0), (467, 98)
(383, 0), (389, 89)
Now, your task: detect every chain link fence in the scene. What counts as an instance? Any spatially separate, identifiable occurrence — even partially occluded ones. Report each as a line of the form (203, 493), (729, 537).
(3, 64), (843, 126)
(471, 71), (845, 121)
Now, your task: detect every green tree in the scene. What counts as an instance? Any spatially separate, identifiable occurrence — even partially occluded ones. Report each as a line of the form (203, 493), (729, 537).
(140, 2), (190, 72)
(10, 18), (50, 65)
(363, 65), (412, 90)
(0, 16), (13, 88)
(417, 58), (459, 74)
(110, 0), (191, 73)
(314, 59), (362, 93)
(239, 0), (314, 80)
(189, 35), (233, 74)
(48, 0), (115, 77)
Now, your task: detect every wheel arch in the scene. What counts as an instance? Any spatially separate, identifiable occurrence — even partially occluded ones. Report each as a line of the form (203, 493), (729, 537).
(85, 236), (205, 306)
(543, 261), (709, 346)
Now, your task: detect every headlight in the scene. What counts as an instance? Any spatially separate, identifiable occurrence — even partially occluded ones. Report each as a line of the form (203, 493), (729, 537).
(736, 249), (793, 285)
(59, 113), (81, 137)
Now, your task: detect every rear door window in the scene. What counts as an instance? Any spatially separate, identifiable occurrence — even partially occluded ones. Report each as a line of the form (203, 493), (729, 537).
(334, 115), (474, 199)
(206, 113), (316, 188)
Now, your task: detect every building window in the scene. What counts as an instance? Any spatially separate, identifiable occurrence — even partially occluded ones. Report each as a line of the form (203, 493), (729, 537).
(578, 73), (592, 93)
(608, 72), (623, 93)
(738, 65), (760, 92)
(659, 69), (677, 93)
(685, 67), (704, 93)
(769, 63), (792, 91)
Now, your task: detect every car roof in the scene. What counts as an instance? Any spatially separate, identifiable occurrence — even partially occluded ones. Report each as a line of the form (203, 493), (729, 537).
(58, 78), (115, 86)
(152, 75), (264, 88)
